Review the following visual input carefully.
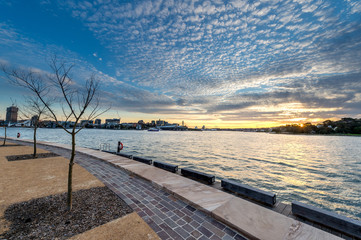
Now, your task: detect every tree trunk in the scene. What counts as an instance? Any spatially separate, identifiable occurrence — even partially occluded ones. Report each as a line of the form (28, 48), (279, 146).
(67, 132), (76, 211)
(33, 125), (37, 158)
(3, 127), (6, 146)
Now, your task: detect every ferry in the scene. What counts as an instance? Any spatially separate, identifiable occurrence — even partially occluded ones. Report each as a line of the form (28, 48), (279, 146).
(148, 128), (160, 132)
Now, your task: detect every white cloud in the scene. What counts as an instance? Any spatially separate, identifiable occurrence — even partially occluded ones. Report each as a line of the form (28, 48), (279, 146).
(3, 0), (361, 121)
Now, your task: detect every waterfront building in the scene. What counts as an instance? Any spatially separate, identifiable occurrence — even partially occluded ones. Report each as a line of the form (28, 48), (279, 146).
(6, 105), (18, 123)
(156, 119), (168, 126)
(105, 118), (120, 124)
(95, 119), (101, 125)
(80, 120), (93, 127)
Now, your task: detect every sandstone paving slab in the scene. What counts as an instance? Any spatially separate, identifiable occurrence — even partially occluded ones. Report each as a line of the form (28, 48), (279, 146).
(212, 197), (342, 240)
(110, 158), (139, 164)
(102, 155), (123, 161)
(113, 161), (146, 169)
(172, 184), (234, 214)
(156, 174), (199, 191)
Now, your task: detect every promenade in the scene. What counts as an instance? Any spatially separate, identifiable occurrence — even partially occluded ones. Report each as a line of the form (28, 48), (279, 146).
(3, 138), (347, 239)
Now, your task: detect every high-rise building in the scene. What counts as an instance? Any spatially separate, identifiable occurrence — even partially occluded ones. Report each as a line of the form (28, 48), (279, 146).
(6, 106), (18, 123)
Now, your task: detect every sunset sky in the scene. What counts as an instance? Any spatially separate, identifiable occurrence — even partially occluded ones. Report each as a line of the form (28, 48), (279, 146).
(1, 0), (361, 128)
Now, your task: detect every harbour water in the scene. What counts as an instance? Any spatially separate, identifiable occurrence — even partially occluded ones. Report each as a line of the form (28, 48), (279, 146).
(4, 128), (361, 220)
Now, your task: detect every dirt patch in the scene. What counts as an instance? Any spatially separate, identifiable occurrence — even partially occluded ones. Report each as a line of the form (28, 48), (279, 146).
(1, 187), (133, 240)
(6, 152), (59, 161)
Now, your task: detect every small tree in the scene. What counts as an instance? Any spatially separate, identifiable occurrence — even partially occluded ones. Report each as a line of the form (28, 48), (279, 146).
(1, 57), (108, 210)
(2, 125), (7, 146)
(18, 97), (48, 157)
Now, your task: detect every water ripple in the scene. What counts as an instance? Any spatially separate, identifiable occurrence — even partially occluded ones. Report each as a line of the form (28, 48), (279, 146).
(7, 128), (361, 220)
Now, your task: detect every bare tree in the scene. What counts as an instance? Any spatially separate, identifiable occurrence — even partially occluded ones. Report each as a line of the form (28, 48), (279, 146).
(1, 125), (6, 146)
(1, 57), (109, 211)
(18, 97), (48, 157)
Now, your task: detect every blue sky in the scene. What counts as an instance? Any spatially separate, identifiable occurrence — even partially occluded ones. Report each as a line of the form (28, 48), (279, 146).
(1, 0), (361, 127)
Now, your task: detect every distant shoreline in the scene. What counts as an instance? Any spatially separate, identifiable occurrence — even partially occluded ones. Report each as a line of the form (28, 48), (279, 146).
(4, 126), (361, 137)
(271, 132), (361, 137)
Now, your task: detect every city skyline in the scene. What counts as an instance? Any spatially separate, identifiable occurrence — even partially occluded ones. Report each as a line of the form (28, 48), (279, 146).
(1, 1), (361, 128)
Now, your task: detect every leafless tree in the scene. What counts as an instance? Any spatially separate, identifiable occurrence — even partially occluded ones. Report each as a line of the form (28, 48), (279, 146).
(18, 97), (48, 157)
(1, 57), (109, 211)
(1, 124), (6, 146)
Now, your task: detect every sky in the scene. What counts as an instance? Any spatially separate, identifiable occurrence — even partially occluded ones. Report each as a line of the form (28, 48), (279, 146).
(0, 0), (361, 128)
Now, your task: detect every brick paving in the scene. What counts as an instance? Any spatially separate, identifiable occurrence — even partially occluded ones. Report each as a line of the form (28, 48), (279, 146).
(36, 143), (248, 240)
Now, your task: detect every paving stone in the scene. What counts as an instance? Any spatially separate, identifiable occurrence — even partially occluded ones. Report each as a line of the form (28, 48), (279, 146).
(183, 215), (193, 223)
(160, 206), (171, 213)
(171, 215), (179, 222)
(164, 217), (178, 229)
(186, 237), (197, 240)
(234, 234), (248, 240)
(224, 227), (237, 237)
(210, 219), (226, 230)
(199, 236), (210, 240)
(202, 221), (226, 238)
(186, 205), (197, 212)
(157, 231), (171, 240)
(182, 223), (194, 233)
(222, 235), (234, 240)
(181, 208), (194, 216)
(147, 219), (162, 233)
(191, 230), (202, 238)
(189, 220), (201, 229)
(174, 226), (190, 239)
(160, 223), (183, 240)
(174, 209), (186, 218)
(176, 218), (187, 226)
(210, 235), (222, 240)
(191, 213), (205, 223)
(152, 215), (164, 225)
(144, 207), (155, 216)
(153, 208), (169, 220)
(198, 226), (213, 238)
(161, 200), (176, 210)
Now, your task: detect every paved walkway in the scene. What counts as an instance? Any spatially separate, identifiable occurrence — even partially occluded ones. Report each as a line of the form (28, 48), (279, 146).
(35, 143), (247, 240)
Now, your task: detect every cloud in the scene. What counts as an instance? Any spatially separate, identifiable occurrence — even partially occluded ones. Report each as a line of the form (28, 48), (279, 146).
(2, 0), (361, 125)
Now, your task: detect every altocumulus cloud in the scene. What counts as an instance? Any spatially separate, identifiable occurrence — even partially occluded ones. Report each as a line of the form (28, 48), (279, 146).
(1, 0), (361, 125)
(61, 0), (361, 122)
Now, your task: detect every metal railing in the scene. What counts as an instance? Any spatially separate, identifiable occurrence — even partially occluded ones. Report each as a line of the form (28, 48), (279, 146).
(99, 143), (110, 151)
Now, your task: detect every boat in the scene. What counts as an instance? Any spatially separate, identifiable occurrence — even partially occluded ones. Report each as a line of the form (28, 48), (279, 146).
(148, 128), (160, 132)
